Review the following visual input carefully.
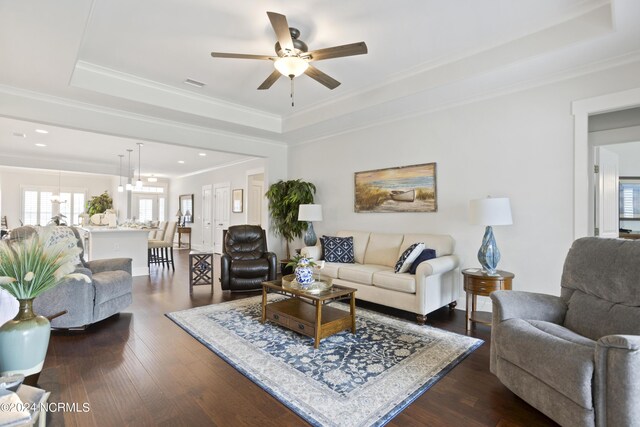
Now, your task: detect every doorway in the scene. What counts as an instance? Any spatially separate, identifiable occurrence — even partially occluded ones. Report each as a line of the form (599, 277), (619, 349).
(213, 182), (230, 254)
(572, 87), (640, 238)
(202, 184), (213, 250)
(132, 194), (166, 222)
(246, 171), (264, 226)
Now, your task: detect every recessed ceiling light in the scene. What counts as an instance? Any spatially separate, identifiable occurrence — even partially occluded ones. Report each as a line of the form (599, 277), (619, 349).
(35, 129), (49, 134)
(35, 143), (47, 147)
(198, 153), (206, 157)
(178, 160), (185, 164)
(148, 175), (158, 183)
(184, 78), (205, 88)
(13, 132), (26, 138)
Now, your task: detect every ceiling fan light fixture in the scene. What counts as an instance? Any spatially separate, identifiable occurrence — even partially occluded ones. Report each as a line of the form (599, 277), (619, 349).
(274, 56), (308, 77)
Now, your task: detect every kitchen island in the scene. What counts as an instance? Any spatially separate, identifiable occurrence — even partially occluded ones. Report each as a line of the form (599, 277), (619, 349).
(80, 227), (151, 276)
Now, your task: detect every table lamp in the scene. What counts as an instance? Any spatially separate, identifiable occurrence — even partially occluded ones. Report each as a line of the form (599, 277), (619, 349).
(298, 204), (323, 246)
(176, 209), (182, 226)
(183, 210), (191, 227)
(469, 197), (512, 275)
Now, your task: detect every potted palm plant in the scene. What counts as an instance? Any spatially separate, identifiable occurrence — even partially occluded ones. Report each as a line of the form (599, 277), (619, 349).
(0, 227), (90, 380)
(265, 179), (316, 260)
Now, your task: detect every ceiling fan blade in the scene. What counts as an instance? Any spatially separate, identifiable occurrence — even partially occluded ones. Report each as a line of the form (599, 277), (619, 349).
(257, 70), (282, 90)
(304, 65), (341, 90)
(211, 52), (275, 60)
(267, 11), (294, 53)
(305, 42), (368, 61)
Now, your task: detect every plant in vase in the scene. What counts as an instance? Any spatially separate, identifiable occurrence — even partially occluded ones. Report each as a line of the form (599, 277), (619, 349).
(286, 255), (318, 289)
(0, 227), (90, 379)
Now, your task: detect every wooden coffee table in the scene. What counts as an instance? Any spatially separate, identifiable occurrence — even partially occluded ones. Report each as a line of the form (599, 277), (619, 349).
(261, 279), (357, 349)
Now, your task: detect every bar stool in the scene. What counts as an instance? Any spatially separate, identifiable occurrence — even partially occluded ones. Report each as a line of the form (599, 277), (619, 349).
(148, 221), (177, 270)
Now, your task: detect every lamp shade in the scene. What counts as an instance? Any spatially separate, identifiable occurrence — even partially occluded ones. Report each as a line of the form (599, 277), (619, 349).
(176, 209), (183, 217)
(469, 197), (512, 226)
(298, 204), (323, 222)
(274, 56), (309, 77)
(184, 210), (191, 217)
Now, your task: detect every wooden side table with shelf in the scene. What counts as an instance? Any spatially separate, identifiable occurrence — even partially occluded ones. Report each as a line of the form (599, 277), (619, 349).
(178, 226), (192, 249)
(462, 268), (514, 331)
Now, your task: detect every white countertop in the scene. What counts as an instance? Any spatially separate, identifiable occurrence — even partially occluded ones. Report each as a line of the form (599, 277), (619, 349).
(80, 226), (154, 233)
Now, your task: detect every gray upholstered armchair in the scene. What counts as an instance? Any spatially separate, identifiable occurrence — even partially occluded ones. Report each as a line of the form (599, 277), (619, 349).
(490, 237), (640, 427)
(10, 226), (133, 329)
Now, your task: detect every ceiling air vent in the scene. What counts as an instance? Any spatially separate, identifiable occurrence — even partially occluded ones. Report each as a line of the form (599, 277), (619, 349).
(13, 132), (26, 138)
(184, 78), (205, 88)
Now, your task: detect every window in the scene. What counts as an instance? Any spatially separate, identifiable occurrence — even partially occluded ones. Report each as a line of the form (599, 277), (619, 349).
(22, 187), (87, 226)
(159, 197), (165, 222)
(39, 192), (53, 226)
(138, 199), (153, 222)
(136, 186), (164, 193)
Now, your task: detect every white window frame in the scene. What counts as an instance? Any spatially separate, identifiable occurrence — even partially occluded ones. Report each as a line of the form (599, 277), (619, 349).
(21, 185), (88, 226)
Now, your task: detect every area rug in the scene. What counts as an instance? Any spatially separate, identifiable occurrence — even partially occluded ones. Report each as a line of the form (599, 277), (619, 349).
(167, 295), (482, 427)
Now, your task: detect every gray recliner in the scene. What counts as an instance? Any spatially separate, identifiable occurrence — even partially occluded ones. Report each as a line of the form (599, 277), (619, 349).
(490, 237), (640, 427)
(10, 226), (133, 329)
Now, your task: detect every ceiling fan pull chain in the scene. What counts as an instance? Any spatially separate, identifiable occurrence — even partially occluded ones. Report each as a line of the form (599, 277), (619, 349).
(290, 75), (295, 107)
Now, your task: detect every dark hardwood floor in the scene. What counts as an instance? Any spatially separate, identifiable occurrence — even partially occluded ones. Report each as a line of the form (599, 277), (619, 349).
(38, 249), (557, 427)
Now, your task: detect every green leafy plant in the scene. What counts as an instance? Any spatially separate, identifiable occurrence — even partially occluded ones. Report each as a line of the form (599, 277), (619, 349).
(265, 179), (316, 258)
(86, 191), (113, 216)
(285, 254), (318, 269)
(0, 227), (90, 299)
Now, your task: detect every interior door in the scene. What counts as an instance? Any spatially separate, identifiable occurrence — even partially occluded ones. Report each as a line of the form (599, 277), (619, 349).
(247, 178), (263, 225)
(213, 183), (230, 254)
(595, 146), (619, 238)
(132, 194), (158, 222)
(202, 184), (213, 250)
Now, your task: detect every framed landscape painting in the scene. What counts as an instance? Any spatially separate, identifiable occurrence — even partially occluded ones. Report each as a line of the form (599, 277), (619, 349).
(354, 163), (437, 213)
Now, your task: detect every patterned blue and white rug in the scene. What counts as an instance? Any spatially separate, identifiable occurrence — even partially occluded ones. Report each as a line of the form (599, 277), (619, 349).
(167, 295), (482, 427)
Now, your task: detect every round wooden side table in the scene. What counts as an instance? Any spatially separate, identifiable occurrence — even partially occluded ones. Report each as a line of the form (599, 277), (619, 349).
(462, 268), (514, 331)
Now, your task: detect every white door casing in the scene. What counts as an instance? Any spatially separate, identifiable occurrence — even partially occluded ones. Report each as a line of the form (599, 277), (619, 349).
(202, 184), (213, 250)
(213, 182), (230, 254)
(595, 146), (619, 238)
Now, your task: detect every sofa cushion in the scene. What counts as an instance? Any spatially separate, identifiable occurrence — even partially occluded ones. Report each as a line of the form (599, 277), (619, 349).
(399, 234), (454, 257)
(372, 271), (416, 294)
(409, 249), (437, 274)
(320, 262), (343, 279)
(564, 290), (640, 341)
(394, 243), (424, 273)
(495, 318), (595, 409)
(337, 231), (371, 264)
(92, 271), (133, 305)
(364, 233), (404, 267)
(321, 236), (355, 263)
(338, 264), (389, 285)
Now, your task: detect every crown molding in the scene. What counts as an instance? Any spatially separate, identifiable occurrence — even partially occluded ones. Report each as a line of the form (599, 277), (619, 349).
(176, 157), (260, 179)
(288, 49), (640, 147)
(71, 61), (282, 133)
(282, 2), (614, 134)
(0, 84), (288, 151)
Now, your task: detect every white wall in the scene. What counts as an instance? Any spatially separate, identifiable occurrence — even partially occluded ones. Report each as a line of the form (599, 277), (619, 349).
(288, 61), (640, 309)
(0, 167), (118, 228)
(169, 159), (268, 251)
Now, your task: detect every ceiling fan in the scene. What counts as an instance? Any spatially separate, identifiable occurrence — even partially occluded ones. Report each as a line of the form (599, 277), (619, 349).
(211, 11), (368, 103)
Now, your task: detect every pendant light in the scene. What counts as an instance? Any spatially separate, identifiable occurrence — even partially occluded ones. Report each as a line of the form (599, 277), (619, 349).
(51, 171), (67, 204)
(136, 143), (143, 190)
(126, 149), (133, 191)
(117, 154), (124, 193)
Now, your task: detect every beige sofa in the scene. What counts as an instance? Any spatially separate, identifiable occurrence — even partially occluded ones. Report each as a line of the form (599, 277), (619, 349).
(302, 230), (460, 323)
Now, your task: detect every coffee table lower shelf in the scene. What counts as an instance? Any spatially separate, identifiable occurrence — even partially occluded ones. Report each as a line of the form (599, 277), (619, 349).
(264, 298), (354, 348)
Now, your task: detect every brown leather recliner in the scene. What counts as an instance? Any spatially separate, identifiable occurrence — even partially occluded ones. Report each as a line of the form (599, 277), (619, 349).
(220, 225), (277, 291)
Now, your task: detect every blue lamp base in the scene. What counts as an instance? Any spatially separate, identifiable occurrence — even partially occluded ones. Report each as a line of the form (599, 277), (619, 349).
(477, 225), (501, 275)
(303, 222), (317, 246)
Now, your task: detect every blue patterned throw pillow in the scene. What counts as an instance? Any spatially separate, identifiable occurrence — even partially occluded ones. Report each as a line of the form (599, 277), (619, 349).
(320, 235), (355, 263)
(394, 243), (425, 273)
(409, 248), (437, 274)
